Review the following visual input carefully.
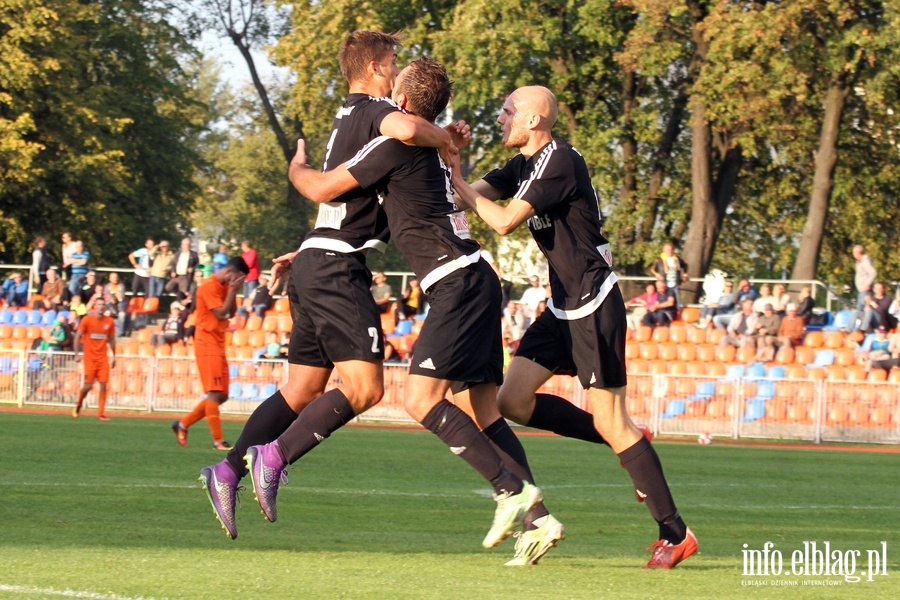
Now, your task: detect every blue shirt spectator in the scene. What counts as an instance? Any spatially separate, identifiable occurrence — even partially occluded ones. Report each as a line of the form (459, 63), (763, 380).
(2, 271), (29, 307)
(212, 244), (229, 273)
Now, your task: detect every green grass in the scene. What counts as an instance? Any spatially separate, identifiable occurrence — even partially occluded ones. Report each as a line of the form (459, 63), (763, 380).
(1, 412), (897, 599)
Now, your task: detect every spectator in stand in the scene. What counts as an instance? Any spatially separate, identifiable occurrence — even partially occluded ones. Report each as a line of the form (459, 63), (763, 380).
(535, 299), (547, 319)
(518, 274), (547, 323)
(650, 242), (688, 303)
(128, 238), (156, 297)
(86, 283), (114, 316)
(719, 300), (759, 349)
(771, 283), (791, 316)
(67, 240), (90, 297)
(2, 271), (29, 307)
(148, 240), (174, 298)
(165, 237), (199, 297)
(698, 280), (734, 328)
(776, 303), (806, 349)
(151, 302), (187, 347)
(889, 288), (900, 328)
(105, 272), (127, 335)
(241, 240), (260, 297)
(69, 294), (87, 319)
(852, 244), (877, 322)
(73, 270), (99, 304)
(752, 283), (774, 315)
(32, 237), (51, 288)
(752, 303), (781, 362)
(856, 282), (896, 333)
(626, 281), (658, 331)
(237, 273), (273, 318)
(253, 331), (283, 360)
(37, 313), (69, 352)
(212, 244), (229, 273)
(502, 301), (527, 342)
(398, 277), (424, 320)
(371, 271), (393, 314)
(178, 270), (204, 311)
(60, 231), (77, 282)
(641, 279), (677, 328)
(713, 279), (756, 329)
(867, 327), (900, 373)
(36, 267), (65, 310)
(796, 285), (815, 324)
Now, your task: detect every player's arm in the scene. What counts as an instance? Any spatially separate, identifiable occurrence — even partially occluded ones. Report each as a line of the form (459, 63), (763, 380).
(107, 330), (117, 368)
(210, 274), (245, 321)
(450, 172), (534, 236)
(380, 112), (452, 150)
(72, 329), (83, 361)
(288, 139), (361, 203)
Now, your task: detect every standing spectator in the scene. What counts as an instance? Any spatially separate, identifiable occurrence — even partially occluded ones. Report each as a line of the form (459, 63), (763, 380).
(72, 297), (117, 421)
(36, 267), (65, 310)
(852, 244), (877, 318)
(776, 303), (807, 349)
(650, 242), (688, 303)
(502, 302), (527, 342)
(105, 272), (127, 335)
(148, 240), (174, 298)
(212, 244), (229, 273)
(32, 237), (51, 288)
(719, 300), (759, 349)
(698, 280), (734, 328)
(796, 285), (815, 324)
(641, 279), (677, 328)
(370, 272), (393, 314)
(857, 282), (895, 333)
(237, 273), (273, 318)
(128, 238), (156, 297)
(518, 274), (547, 323)
(166, 237), (199, 297)
(2, 271), (29, 307)
(398, 277), (424, 319)
(67, 240), (90, 297)
(889, 288), (900, 328)
(60, 231), (77, 282)
(179, 270), (205, 311)
(241, 240), (260, 296)
(752, 304), (781, 362)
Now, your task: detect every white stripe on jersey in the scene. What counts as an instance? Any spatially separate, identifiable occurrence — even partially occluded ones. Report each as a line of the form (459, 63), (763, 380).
(299, 237), (389, 254)
(547, 271), (618, 321)
(514, 140), (557, 199)
(346, 136), (392, 169)
(420, 250), (482, 293)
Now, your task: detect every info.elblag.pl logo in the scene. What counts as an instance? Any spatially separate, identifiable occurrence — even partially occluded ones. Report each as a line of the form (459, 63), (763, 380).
(742, 541), (889, 586)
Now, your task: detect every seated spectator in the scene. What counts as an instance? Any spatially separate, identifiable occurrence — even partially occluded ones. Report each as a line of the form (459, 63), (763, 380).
(752, 304), (781, 362)
(713, 278), (756, 328)
(698, 280), (734, 328)
(752, 283), (774, 314)
(641, 279), (677, 328)
(867, 327), (900, 373)
(857, 325), (892, 366)
(36, 266), (65, 310)
(151, 302), (187, 347)
(398, 277), (424, 320)
(64, 269), (99, 304)
(237, 273), (273, 318)
(502, 302), (527, 342)
(856, 282), (895, 333)
(889, 287), (900, 326)
(719, 300), (759, 349)
(69, 294), (87, 319)
(253, 331), (283, 360)
(371, 272), (393, 314)
(771, 283), (791, 316)
(796, 285), (814, 324)
(535, 299), (547, 319)
(2, 271), (29, 307)
(86, 283), (116, 316)
(776, 303), (806, 349)
(37, 314), (70, 352)
(626, 281), (657, 331)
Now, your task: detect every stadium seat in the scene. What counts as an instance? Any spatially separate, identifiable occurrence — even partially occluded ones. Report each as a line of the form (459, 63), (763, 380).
(651, 327), (669, 343)
(231, 329), (249, 347)
(679, 307), (700, 324)
(648, 360), (668, 375)
(0, 309), (13, 325)
(272, 297), (290, 313)
(723, 364), (745, 380)
(833, 348), (855, 367)
(625, 342), (640, 360)
(245, 314), (263, 331)
(766, 365), (786, 380)
(686, 327), (706, 345)
(125, 297), (144, 314)
(685, 400), (707, 418)
(668, 360), (687, 376)
(793, 346), (816, 365)
(0, 324), (12, 339)
(823, 309), (853, 332)
(639, 342), (658, 360)
(658, 343), (678, 361)
(735, 346), (755, 363)
(688, 381), (716, 401)
(627, 359), (648, 374)
(824, 365), (846, 380)
(696, 344), (716, 362)
(806, 349), (834, 369)
(715, 344), (736, 363)
(669, 325), (687, 344)
(240, 383), (260, 400)
(745, 362), (766, 379)
(806, 310), (832, 331)
(260, 382), (278, 399)
(845, 365), (867, 381)
(686, 361), (707, 376)
(40, 310), (57, 326)
(228, 382), (242, 398)
(742, 399), (766, 422)
(706, 329), (726, 345)
(774, 347), (795, 365)
(12, 311), (28, 325)
(633, 326), (652, 342)
(277, 314), (292, 332)
(248, 330), (267, 348)
(228, 364), (239, 378)
(27, 310), (43, 325)
(135, 296), (159, 315)
(867, 369), (888, 382)
(823, 331), (845, 349)
(661, 399), (686, 418)
(677, 343), (697, 362)
(263, 315), (279, 332)
(803, 331), (823, 348)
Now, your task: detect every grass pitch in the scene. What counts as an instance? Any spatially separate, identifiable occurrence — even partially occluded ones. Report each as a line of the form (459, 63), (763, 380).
(0, 411), (897, 599)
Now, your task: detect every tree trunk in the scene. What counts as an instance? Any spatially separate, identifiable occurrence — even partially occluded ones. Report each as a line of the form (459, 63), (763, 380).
(790, 74), (849, 282)
(616, 68), (638, 255)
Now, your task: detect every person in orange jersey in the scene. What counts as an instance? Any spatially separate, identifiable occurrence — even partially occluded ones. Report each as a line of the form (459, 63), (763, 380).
(171, 257), (247, 450)
(72, 297), (117, 420)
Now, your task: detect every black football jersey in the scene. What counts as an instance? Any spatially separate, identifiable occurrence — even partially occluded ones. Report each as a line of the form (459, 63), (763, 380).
(299, 94), (399, 254)
(483, 139), (618, 319)
(346, 136), (481, 291)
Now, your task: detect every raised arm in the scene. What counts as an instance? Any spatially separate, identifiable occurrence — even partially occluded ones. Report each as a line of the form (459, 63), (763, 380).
(288, 139), (362, 203)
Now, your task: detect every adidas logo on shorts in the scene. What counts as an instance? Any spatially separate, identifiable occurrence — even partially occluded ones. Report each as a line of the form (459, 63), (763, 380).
(418, 358), (436, 370)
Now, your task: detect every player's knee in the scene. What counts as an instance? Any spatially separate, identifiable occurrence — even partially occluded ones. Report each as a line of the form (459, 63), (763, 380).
(497, 390), (528, 425)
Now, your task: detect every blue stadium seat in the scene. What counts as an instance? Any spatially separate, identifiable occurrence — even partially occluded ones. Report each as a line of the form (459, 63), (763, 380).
(766, 365), (786, 380)
(41, 310), (57, 326)
(746, 362), (766, 379)
(742, 399), (766, 422)
(688, 381), (716, 401)
(12, 311), (28, 325)
(0, 309), (12, 324)
(56, 310), (70, 322)
(260, 383), (278, 399)
(0, 356), (18, 373)
(662, 399), (686, 418)
(806, 349), (835, 369)
(27, 310), (43, 325)
(720, 364), (744, 382)
(240, 383), (260, 400)
(228, 365), (239, 378)
(823, 310), (852, 332)
(228, 382), (242, 398)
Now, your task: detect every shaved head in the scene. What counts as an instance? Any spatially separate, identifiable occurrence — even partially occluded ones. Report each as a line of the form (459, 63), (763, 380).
(512, 86), (558, 130)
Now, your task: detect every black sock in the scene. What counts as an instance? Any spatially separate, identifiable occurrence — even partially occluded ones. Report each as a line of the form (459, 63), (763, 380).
(276, 389), (355, 464)
(528, 393), (608, 445)
(482, 418), (549, 527)
(226, 390), (298, 477)
(617, 436), (686, 544)
(421, 400), (522, 495)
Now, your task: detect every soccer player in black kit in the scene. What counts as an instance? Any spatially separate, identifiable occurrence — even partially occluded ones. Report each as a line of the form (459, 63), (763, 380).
(448, 85), (698, 569)
(284, 58), (558, 562)
(198, 31), (457, 541)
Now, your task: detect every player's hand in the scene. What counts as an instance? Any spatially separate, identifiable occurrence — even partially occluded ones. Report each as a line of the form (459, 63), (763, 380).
(110, 356), (116, 369)
(445, 120), (471, 151)
(291, 139), (311, 170)
(228, 274), (245, 292)
(269, 251), (298, 292)
(74, 354), (82, 363)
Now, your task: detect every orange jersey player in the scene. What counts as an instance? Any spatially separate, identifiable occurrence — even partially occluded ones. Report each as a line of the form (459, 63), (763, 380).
(171, 257), (248, 450)
(72, 297), (117, 420)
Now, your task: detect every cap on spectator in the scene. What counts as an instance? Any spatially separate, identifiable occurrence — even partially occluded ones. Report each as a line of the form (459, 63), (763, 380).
(786, 303), (797, 311)
(877, 325), (887, 333)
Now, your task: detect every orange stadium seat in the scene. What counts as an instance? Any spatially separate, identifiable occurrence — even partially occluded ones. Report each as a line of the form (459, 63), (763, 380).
(0, 325), (12, 339)
(890, 368), (900, 383)
(156, 344), (172, 357)
(686, 361), (707, 376)
(648, 360), (668, 375)
(634, 326), (653, 343)
(245, 314), (263, 331)
(668, 361), (687, 375)
(272, 297), (290, 313)
(639, 342), (658, 360)
(248, 330), (267, 348)
(706, 329), (726, 345)
(803, 331), (823, 348)
(669, 325), (687, 344)
(676, 343), (697, 362)
(231, 329), (249, 347)
(715, 345), (736, 363)
(696, 344), (716, 362)
(824, 365), (846, 381)
(125, 341), (141, 355)
(658, 343), (678, 361)
(793, 346), (816, 365)
(263, 315), (279, 332)
(774, 347), (795, 365)
(277, 314), (292, 333)
(707, 363), (727, 377)
(784, 364), (807, 379)
(845, 365), (867, 381)
(833, 348), (856, 367)
(26, 326), (42, 340)
(135, 328), (153, 344)
(651, 327), (669, 343)
(627, 359), (648, 374)
(136, 296), (159, 315)
(686, 327), (706, 345)
(680, 307), (700, 325)
(867, 369), (887, 382)
(171, 344), (188, 358)
(735, 346), (755, 364)
(625, 342), (640, 360)
(823, 331), (845, 349)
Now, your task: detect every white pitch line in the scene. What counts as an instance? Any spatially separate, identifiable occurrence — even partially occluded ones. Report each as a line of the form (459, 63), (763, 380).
(0, 583), (163, 600)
